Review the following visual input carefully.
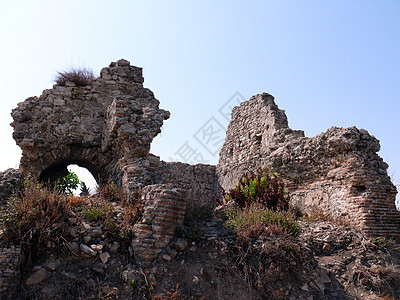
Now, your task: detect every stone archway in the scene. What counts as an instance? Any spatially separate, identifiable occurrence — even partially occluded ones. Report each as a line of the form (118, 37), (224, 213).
(11, 59), (170, 199)
(39, 159), (100, 186)
(10, 59), (220, 264)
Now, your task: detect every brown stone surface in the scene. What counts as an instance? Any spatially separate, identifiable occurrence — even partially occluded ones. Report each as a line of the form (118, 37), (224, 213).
(7, 60), (400, 285)
(132, 184), (187, 264)
(217, 92), (400, 237)
(154, 158), (220, 214)
(0, 168), (23, 202)
(10, 59), (219, 216)
(11, 59), (170, 188)
(0, 245), (23, 295)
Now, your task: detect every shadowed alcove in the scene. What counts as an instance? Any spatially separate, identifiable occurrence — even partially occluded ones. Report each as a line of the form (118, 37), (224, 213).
(39, 159), (101, 187)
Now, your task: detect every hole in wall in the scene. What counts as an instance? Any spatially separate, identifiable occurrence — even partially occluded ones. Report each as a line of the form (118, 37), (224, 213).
(40, 159), (101, 194)
(67, 164), (97, 195)
(353, 185), (367, 194)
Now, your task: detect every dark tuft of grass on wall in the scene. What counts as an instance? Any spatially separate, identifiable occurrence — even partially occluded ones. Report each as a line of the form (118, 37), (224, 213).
(54, 67), (96, 87)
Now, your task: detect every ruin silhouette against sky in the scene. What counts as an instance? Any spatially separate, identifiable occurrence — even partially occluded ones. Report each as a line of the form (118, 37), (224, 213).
(0, 1), (399, 205)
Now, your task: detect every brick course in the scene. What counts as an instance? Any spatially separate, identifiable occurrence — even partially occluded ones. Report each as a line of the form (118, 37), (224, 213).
(132, 184), (187, 265)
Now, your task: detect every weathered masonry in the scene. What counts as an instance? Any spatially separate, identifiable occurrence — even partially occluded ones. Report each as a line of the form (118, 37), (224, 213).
(5, 60), (400, 268)
(10, 59), (219, 263)
(217, 93), (400, 237)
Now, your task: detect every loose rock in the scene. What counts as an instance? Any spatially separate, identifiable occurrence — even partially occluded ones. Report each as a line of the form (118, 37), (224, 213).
(26, 268), (49, 285)
(80, 243), (97, 257)
(172, 239), (188, 251)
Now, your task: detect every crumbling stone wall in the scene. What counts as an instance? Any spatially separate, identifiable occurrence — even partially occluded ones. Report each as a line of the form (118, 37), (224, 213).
(10, 57), (400, 269)
(10, 59), (219, 217)
(0, 245), (23, 295)
(152, 156), (220, 215)
(218, 93), (400, 237)
(0, 168), (24, 202)
(8, 59), (220, 266)
(132, 184), (186, 264)
(11, 59), (169, 189)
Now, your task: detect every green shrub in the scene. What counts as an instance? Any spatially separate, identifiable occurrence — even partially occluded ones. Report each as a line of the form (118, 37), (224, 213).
(56, 171), (81, 195)
(81, 206), (107, 222)
(81, 200), (113, 223)
(222, 169), (289, 211)
(226, 203), (300, 239)
(54, 67), (96, 87)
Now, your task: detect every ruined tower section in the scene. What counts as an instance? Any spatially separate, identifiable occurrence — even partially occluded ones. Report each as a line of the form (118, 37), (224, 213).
(10, 60), (219, 262)
(217, 93), (305, 189)
(217, 93), (400, 237)
(11, 59), (169, 194)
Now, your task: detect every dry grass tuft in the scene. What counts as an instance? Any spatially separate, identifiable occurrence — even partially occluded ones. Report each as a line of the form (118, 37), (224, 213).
(54, 67), (96, 87)
(123, 199), (143, 227)
(66, 195), (86, 207)
(225, 203), (300, 240)
(0, 177), (71, 260)
(370, 264), (400, 282)
(97, 180), (126, 203)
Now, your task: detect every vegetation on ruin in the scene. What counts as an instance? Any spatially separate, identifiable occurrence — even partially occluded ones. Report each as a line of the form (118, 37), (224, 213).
(221, 168), (298, 239)
(56, 170), (81, 195)
(0, 176), (71, 261)
(225, 203), (301, 239)
(80, 201), (112, 223)
(1, 171), (400, 299)
(54, 67), (96, 87)
(54, 170), (94, 196)
(97, 179), (124, 202)
(0, 175), (139, 264)
(222, 168), (289, 210)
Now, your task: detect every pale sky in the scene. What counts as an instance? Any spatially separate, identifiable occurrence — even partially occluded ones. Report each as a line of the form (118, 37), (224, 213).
(0, 1), (399, 205)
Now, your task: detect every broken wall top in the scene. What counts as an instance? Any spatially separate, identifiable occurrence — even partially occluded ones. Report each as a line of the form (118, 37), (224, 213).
(218, 92), (385, 189)
(217, 92), (399, 237)
(11, 59), (170, 182)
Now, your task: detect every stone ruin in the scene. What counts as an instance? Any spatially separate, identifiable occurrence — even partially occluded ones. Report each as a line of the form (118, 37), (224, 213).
(1, 60), (399, 272)
(218, 93), (400, 237)
(10, 59), (218, 207)
(7, 59), (219, 264)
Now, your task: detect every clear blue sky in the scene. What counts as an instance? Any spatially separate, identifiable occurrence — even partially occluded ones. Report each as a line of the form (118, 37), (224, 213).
(0, 1), (399, 203)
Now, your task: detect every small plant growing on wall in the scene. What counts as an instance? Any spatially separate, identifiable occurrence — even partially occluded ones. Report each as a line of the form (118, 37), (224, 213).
(54, 67), (96, 87)
(222, 169), (298, 239)
(80, 181), (90, 196)
(56, 170), (92, 196)
(222, 168), (289, 211)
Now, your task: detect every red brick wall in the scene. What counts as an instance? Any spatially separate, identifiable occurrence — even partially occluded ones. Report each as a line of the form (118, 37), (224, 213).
(132, 184), (186, 264)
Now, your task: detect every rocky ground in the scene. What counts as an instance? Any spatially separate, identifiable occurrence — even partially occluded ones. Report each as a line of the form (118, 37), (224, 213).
(1, 196), (400, 300)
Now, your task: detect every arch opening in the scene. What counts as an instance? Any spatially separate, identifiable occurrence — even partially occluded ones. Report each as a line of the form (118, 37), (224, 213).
(67, 164), (97, 195)
(40, 159), (101, 195)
